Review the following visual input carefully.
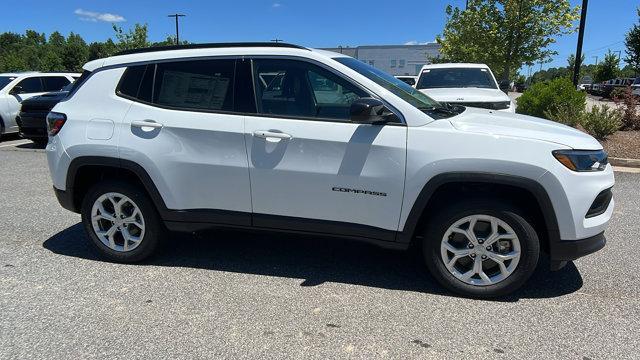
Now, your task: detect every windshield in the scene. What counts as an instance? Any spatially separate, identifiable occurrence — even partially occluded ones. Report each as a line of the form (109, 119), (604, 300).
(334, 57), (441, 110)
(0, 76), (16, 90)
(416, 68), (498, 90)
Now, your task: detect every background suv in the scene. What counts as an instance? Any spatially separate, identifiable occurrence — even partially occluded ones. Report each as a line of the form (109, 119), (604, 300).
(47, 43), (613, 298)
(0, 72), (78, 140)
(415, 63), (515, 112)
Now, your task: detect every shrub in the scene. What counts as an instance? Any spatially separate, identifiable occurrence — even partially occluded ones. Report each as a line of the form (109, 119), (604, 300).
(516, 77), (586, 119)
(543, 102), (585, 127)
(612, 86), (640, 130)
(581, 105), (622, 140)
(610, 87), (627, 102)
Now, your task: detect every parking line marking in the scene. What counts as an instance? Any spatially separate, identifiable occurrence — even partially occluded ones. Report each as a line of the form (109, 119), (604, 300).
(0, 141), (31, 148)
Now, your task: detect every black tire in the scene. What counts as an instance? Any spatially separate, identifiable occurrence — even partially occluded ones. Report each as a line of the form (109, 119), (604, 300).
(81, 180), (164, 263)
(422, 199), (540, 298)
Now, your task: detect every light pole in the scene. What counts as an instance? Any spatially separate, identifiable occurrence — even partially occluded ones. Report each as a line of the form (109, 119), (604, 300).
(592, 55), (598, 65)
(572, 0), (588, 86)
(167, 14), (186, 45)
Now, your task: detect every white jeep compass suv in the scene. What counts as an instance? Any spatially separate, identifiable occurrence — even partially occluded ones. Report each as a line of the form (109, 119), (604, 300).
(46, 43), (614, 298)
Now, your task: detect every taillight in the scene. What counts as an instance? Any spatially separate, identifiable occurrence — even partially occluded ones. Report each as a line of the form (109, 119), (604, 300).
(47, 112), (67, 136)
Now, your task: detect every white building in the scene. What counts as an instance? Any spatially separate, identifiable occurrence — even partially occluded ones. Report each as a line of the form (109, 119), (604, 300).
(321, 43), (442, 76)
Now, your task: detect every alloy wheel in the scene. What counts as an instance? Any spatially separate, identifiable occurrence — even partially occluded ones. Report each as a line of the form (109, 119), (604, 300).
(91, 192), (145, 252)
(440, 214), (521, 286)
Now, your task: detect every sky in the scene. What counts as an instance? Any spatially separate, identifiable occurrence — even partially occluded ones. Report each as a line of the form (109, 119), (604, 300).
(3, 0), (639, 72)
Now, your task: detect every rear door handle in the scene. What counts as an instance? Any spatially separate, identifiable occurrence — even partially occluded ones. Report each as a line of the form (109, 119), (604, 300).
(253, 130), (292, 140)
(131, 120), (163, 129)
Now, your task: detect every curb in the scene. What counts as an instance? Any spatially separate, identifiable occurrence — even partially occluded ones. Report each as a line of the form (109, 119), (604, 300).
(610, 157), (640, 168)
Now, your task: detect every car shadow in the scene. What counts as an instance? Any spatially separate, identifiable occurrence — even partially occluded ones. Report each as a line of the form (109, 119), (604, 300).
(43, 223), (583, 301)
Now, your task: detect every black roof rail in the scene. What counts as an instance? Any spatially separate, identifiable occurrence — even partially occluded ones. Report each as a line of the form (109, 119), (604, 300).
(114, 42), (308, 56)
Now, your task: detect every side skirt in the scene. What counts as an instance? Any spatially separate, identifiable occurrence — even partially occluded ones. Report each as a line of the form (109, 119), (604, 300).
(163, 211), (407, 250)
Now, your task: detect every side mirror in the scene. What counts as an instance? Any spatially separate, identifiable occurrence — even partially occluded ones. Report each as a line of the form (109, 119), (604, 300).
(350, 98), (397, 124)
(9, 85), (23, 95)
(498, 80), (510, 93)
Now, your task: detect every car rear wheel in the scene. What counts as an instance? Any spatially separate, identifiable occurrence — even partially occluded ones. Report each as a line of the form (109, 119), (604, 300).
(81, 180), (163, 262)
(422, 199), (540, 298)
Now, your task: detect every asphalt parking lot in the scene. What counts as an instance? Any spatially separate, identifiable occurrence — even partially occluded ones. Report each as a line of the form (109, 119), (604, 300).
(1, 138), (639, 360)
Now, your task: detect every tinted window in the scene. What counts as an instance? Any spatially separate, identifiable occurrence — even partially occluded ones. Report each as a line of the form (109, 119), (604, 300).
(253, 59), (367, 120)
(118, 65), (147, 98)
(153, 59), (234, 111)
(416, 68), (498, 89)
(16, 77), (43, 93)
(0, 76), (16, 90)
(43, 77), (71, 91)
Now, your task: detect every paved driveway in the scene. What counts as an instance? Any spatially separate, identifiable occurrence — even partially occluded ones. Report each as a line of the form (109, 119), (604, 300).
(1, 144), (638, 359)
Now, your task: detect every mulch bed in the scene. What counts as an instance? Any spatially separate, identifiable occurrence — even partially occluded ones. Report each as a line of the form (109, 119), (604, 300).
(600, 130), (640, 159)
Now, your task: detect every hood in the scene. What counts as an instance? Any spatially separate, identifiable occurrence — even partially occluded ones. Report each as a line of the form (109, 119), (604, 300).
(418, 87), (510, 103)
(449, 107), (602, 150)
(20, 91), (68, 111)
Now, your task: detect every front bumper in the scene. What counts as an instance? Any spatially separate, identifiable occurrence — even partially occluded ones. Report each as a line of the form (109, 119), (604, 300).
(549, 231), (606, 270)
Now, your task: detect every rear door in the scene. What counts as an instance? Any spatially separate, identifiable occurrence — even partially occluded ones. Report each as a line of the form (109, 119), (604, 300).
(118, 58), (252, 225)
(243, 58), (407, 239)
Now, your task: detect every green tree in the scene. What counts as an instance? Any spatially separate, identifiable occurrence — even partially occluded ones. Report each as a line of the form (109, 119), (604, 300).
(594, 51), (620, 82)
(113, 23), (150, 51)
(625, 7), (640, 75)
(438, 0), (579, 81)
(62, 32), (89, 72)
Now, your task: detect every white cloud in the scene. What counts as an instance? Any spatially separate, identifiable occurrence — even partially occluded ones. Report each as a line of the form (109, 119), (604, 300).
(272, 3), (282, 8)
(404, 40), (437, 45)
(74, 9), (126, 23)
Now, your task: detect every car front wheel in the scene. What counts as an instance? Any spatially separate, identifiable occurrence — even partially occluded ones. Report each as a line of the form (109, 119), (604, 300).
(423, 199), (540, 298)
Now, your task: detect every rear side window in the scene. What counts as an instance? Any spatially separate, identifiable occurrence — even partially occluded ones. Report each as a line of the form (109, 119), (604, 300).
(43, 77), (71, 91)
(153, 59), (235, 111)
(118, 65), (147, 98)
(16, 77), (43, 93)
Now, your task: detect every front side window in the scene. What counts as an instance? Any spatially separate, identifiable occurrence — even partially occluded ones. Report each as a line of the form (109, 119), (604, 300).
(15, 77), (43, 93)
(43, 77), (71, 92)
(416, 68), (498, 90)
(252, 59), (367, 121)
(153, 59), (235, 111)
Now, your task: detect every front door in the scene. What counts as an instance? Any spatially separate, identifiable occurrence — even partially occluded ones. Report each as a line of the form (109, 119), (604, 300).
(244, 58), (407, 239)
(6, 76), (47, 131)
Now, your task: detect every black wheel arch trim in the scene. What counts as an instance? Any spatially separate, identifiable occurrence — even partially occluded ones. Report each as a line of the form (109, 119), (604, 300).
(397, 172), (561, 247)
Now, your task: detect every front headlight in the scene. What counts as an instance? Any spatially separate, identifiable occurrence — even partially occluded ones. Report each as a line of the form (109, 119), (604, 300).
(552, 149), (608, 172)
(493, 101), (511, 110)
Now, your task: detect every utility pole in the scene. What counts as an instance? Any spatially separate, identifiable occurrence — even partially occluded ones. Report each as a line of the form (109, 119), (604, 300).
(271, 38), (283, 43)
(592, 56), (598, 65)
(167, 14), (186, 45)
(572, 0), (588, 86)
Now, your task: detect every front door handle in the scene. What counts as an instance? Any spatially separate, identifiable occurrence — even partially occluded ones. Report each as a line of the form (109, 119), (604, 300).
(253, 130), (292, 140)
(131, 120), (163, 129)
